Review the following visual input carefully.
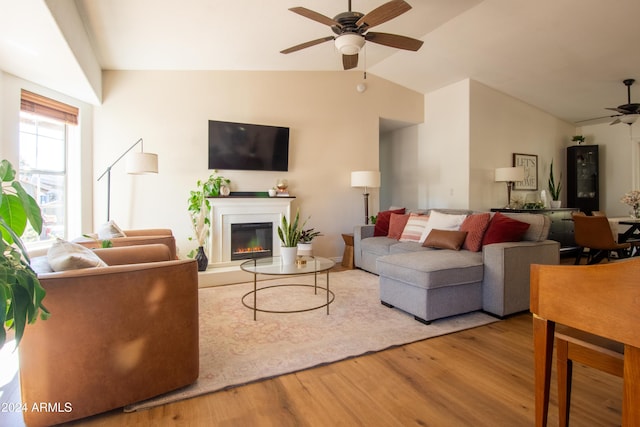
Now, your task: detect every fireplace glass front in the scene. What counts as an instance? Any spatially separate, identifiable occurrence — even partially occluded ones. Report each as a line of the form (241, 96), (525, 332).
(230, 222), (273, 260)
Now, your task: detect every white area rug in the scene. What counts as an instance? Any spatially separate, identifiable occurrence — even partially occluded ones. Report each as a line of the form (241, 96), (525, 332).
(126, 269), (497, 411)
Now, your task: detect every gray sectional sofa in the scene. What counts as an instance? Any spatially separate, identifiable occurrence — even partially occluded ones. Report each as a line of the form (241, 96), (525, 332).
(353, 209), (560, 323)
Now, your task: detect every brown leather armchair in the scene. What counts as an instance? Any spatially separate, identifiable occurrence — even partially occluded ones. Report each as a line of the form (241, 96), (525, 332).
(19, 244), (199, 426)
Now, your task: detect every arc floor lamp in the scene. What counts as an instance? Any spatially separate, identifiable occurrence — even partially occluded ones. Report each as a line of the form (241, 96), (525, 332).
(97, 138), (158, 221)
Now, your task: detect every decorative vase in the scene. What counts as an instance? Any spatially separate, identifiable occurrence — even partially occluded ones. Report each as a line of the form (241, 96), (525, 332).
(630, 205), (640, 219)
(297, 242), (313, 256)
(195, 246), (208, 271)
(280, 246), (298, 265)
(550, 200), (562, 209)
(268, 188), (277, 197)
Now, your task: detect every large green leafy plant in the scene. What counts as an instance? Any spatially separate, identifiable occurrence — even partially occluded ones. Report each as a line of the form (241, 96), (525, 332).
(0, 160), (49, 349)
(187, 171), (231, 253)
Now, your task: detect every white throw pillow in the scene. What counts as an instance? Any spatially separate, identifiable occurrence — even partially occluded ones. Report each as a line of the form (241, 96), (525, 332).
(419, 211), (468, 243)
(97, 220), (127, 239)
(47, 239), (108, 271)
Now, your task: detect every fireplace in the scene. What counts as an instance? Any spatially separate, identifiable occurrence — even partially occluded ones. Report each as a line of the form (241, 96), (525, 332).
(230, 222), (273, 261)
(207, 196), (293, 266)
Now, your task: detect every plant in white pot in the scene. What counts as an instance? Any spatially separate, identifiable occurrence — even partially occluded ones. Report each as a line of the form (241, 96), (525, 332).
(277, 209), (306, 265)
(0, 159), (49, 349)
(298, 227), (322, 256)
(548, 160), (562, 208)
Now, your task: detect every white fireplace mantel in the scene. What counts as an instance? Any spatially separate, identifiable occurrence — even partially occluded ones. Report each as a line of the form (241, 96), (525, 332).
(207, 197), (294, 266)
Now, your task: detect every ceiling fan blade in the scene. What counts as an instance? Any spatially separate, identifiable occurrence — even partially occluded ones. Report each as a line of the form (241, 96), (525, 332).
(365, 32), (423, 51)
(280, 36), (334, 54)
(356, 0), (411, 28)
(610, 118), (622, 125)
(605, 107), (632, 114)
(343, 54), (358, 70)
(288, 7), (341, 28)
(575, 114), (620, 124)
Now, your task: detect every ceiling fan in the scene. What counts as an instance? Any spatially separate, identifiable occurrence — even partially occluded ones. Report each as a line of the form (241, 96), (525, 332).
(280, 0), (424, 70)
(578, 79), (640, 125)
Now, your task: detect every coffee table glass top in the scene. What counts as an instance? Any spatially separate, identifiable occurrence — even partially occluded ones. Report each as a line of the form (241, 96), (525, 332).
(240, 256), (335, 275)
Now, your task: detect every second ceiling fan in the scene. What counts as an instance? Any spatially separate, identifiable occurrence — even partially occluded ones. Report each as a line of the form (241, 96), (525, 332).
(280, 0), (424, 70)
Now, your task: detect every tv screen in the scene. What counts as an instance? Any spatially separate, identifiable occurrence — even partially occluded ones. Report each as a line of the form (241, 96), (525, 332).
(208, 120), (289, 171)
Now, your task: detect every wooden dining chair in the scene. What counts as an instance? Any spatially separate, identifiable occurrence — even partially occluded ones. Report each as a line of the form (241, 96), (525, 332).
(530, 259), (640, 426)
(572, 213), (630, 264)
(555, 326), (624, 427)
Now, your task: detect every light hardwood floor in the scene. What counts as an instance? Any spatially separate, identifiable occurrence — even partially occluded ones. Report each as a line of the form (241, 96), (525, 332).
(52, 312), (620, 427)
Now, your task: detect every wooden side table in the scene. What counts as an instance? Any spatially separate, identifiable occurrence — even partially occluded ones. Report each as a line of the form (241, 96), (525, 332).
(341, 233), (354, 269)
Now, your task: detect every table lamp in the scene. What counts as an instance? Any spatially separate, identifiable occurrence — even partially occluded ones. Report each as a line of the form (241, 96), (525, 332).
(351, 170), (380, 224)
(495, 166), (524, 208)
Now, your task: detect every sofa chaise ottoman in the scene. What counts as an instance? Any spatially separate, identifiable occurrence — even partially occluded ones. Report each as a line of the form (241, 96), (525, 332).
(354, 209), (560, 323)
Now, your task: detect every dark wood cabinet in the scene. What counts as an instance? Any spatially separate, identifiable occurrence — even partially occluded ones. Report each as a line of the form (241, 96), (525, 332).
(491, 208), (579, 252)
(567, 145), (599, 214)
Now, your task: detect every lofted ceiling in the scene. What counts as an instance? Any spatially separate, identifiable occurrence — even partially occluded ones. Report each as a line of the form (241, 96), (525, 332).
(1, 0), (640, 126)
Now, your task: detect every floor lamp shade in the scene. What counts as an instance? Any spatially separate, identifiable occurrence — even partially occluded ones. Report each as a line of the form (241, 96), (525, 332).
(351, 171), (381, 189)
(127, 152), (158, 174)
(97, 138), (158, 221)
(351, 170), (380, 224)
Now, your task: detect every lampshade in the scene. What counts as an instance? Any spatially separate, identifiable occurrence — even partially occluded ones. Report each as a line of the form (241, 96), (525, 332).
(351, 171), (380, 188)
(126, 152), (158, 174)
(335, 33), (365, 55)
(620, 114), (639, 125)
(495, 167), (524, 182)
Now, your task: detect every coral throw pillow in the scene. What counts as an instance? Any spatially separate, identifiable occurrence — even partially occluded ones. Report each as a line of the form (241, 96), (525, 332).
(374, 208), (406, 236)
(387, 213), (410, 239)
(481, 212), (530, 246)
(399, 213), (430, 242)
(460, 212), (491, 252)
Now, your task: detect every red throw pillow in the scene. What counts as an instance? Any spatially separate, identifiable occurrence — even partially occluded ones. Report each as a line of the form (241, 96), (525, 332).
(387, 213), (410, 239)
(460, 212), (491, 252)
(374, 208), (406, 236)
(481, 212), (530, 246)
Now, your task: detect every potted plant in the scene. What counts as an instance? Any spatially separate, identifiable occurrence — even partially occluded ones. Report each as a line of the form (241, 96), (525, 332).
(277, 209), (306, 265)
(187, 171), (230, 271)
(548, 160), (562, 208)
(0, 159), (49, 349)
(572, 135), (585, 145)
(298, 227), (322, 256)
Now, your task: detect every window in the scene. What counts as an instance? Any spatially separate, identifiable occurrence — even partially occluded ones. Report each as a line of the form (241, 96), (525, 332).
(19, 90), (78, 243)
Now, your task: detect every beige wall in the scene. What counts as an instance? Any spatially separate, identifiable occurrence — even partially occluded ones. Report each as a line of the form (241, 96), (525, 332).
(94, 70), (423, 258)
(469, 80), (574, 210)
(381, 79), (576, 212)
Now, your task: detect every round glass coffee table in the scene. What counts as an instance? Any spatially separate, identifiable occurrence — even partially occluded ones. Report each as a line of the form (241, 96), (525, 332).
(240, 256), (335, 320)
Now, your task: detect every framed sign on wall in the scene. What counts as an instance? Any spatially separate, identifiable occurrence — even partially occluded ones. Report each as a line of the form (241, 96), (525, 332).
(513, 153), (538, 190)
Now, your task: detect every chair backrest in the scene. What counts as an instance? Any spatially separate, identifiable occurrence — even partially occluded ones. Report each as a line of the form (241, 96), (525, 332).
(531, 259), (640, 347)
(572, 214), (620, 249)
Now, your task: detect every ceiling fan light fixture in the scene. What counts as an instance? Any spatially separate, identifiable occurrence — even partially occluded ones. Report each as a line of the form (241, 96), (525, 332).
(335, 33), (365, 55)
(620, 114), (639, 125)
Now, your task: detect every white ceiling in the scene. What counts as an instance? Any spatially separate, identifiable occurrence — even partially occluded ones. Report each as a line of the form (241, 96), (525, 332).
(2, 0), (640, 125)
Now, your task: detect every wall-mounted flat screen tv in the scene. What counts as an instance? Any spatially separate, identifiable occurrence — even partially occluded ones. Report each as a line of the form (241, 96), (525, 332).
(208, 120), (289, 171)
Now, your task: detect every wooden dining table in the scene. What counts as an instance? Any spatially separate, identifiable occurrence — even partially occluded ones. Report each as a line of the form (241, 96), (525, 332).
(530, 260), (640, 426)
